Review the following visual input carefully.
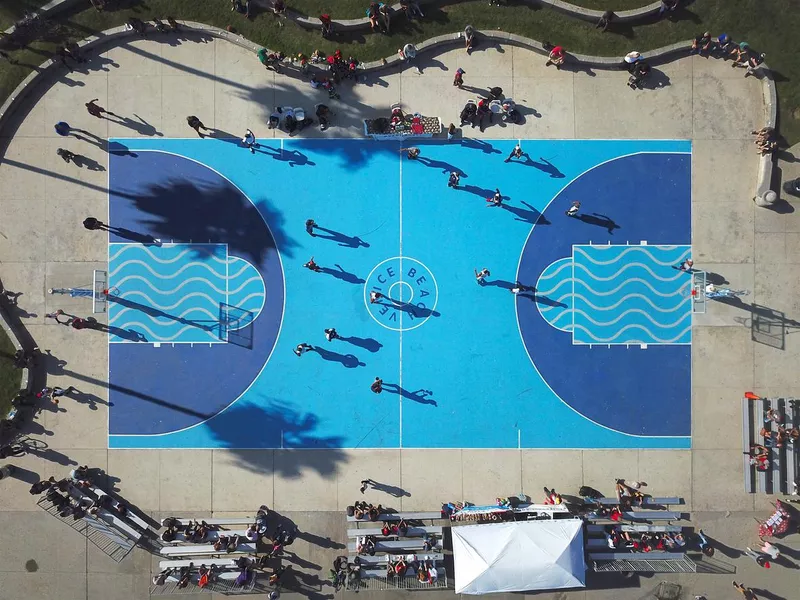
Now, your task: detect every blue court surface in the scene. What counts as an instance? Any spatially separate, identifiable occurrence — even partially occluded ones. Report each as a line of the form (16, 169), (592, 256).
(105, 137), (692, 449)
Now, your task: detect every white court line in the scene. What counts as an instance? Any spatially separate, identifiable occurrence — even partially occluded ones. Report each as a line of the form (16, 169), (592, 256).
(398, 150), (404, 450)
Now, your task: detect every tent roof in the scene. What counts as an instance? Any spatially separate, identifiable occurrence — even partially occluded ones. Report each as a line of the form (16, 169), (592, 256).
(452, 519), (586, 595)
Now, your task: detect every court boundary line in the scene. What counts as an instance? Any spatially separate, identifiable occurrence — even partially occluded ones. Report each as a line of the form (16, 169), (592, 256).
(106, 148), (287, 439)
(514, 150), (693, 441)
(399, 151), (403, 450)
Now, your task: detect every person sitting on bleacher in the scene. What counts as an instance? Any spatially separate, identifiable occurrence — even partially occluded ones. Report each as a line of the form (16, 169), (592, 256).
(422, 533), (437, 552)
(177, 566), (191, 589)
(381, 522), (395, 537)
(543, 487), (563, 505)
(397, 518), (409, 537)
(760, 426), (783, 448)
(198, 564), (215, 588)
(368, 504), (382, 521)
(356, 535), (376, 556)
(425, 559), (438, 583)
(152, 568), (173, 586)
(189, 521), (209, 542)
(744, 445), (770, 471)
(161, 525), (177, 542)
(615, 480), (646, 505)
(246, 524), (259, 542)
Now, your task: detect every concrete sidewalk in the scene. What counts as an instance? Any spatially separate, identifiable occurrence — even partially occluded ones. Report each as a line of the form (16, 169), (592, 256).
(0, 33), (798, 600)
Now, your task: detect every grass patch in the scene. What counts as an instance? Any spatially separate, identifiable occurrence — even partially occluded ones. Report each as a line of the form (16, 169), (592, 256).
(0, 0), (797, 142)
(0, 325), (21, 418)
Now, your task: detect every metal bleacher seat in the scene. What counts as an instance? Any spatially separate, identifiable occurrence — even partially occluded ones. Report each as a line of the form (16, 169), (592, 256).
(160, 542), (257, 557)
(347, 539), (440, 553)
(743, 396), (756, 493)
(347, 511), (441, 524)
(354, 553), (445, 567)
(586, 524), (683, 534)
(162, 516), (255, 527)
(346, 526), (442, 538)
(593, 497), (682, 506)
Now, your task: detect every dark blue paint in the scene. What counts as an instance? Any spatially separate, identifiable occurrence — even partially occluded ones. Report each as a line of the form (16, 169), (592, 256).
(108, 148), (284, 435)
(517, 153), (692, 437)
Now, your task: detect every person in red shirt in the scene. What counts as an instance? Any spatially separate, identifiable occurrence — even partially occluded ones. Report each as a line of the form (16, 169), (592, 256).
(546, 46), (565, 69)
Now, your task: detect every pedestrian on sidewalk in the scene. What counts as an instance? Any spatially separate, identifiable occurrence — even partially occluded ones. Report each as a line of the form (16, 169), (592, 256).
(187, 115), (209, 137)
(475, 268), (490, 285)
(371, 377), (383, 394)
(448, 171), (460, 188)
(566, 200), (581, 217)
(242, 128), (256, 153)
(486, 189), (503, 207)
(85, 99), (109, 118)
(51, 386), (77, 404)
(360, 479), (374, 493)
(732, 581), (759, 600)
(743, 547), (771, 568)
(324, 328), (339, 342)
(45, 309), (71, 325)
(293, 343), (313, 357)
(303, 257), (321, 272)
(83, 217), (108, 231)
(305, 219), (317, 236)
(453, 68), (465, 88)
(54, 121), (72, 136)
(759, 539), (780, 560)
(505, 144), (524, 163)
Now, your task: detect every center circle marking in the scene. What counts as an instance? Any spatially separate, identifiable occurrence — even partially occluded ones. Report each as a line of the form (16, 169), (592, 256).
(388, 281), (414, 304)
(364, 256), (439, 332)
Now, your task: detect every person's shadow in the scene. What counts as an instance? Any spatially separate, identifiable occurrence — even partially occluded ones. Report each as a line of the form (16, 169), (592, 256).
(380, 298), (440, 319)
(574, 212), (620, 234)
(109, 227), (160, 245)
(415, 156), (467, 176)
(71, 154), (105, 171)
(320, 264), (365, 285)
(312, 347), (365, 368)
(339, 336), (382, 353)
(313, 227), (369, 249)
(501, 201), (550, 225)
(521, 156), (564, 178)
(383, 383), (437, 406)
(259, 146), (315, 167)
(107, 113), (163, 137)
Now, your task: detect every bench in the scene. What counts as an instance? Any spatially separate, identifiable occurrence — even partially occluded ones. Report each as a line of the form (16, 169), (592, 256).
(162, 517), (255, 527)
(160, 542), (257, 557)
(87, 484), (151, 532)
(159, 558), (239, 570)
(361, 567), (446, 581)
(589, 552), (684, 561)
(789, 400), (800, 491)
(347, 511), (441, 523)
(354, 553), (445, 566)
(588, 511), (682, 522)
(755, 398), (768, 493)
(167, 530), (249, 544)
(586, 524), (683, 534)
(347, 539), (441, 553)
(346, 526), (442, 538)
(65, 484), (142, 542)
(592, 497), (682, 506)
(743, 396), (756, 493)
(160, 570), (242, 585)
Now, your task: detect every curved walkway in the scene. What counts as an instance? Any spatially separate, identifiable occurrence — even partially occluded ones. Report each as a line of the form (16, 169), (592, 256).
(0, 24), (794, 600)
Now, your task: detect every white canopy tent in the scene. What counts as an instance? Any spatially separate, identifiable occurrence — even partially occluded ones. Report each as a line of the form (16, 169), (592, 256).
(452, 519), (586, 594)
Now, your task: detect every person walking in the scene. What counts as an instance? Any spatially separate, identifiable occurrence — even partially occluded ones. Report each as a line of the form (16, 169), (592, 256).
(360, 479), (373, 493)
(369, 291), (383, 304)
(566, 200), (581, 217)
(486, 189), (503, 207)
(54, 121), (72, 136)
(324, 328), (339, 342)
(242, 129), (256, 153)
(453, 68), (465, 88)
(303, 257), (321, 272)
(371, 377), (383, 394)
(83, 217), (108, 231)
(187, 115), (209, 137)
(401, 147), (420, 160)
(505, 144), (524, 163)
(85, 99), (108, 118)
(448, 171), (460, 188)
(305, 219), (317, 236)
(743, 547), (771, 568)
(474, 268), (490, 285)
(293, 343), (313, 357)
(447, 123), (456, 141)
(732, 581), (759, 600)
(51, 386), (77, 404)
(759, 539), (780, 560)
(45, 309), (71, 325)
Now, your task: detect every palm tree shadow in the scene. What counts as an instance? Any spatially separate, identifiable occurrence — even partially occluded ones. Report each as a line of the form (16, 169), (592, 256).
(383, 383), (437, 406)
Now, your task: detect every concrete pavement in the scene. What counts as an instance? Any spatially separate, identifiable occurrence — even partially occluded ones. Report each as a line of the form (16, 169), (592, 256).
(0, 32), (798, 600)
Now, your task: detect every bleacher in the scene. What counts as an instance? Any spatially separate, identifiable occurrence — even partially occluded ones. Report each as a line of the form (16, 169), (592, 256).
(150, 515), (264, 595)
(584, 522), (697, 573)
(345, 511), (448, 591)
(742, 395), (799, 494)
